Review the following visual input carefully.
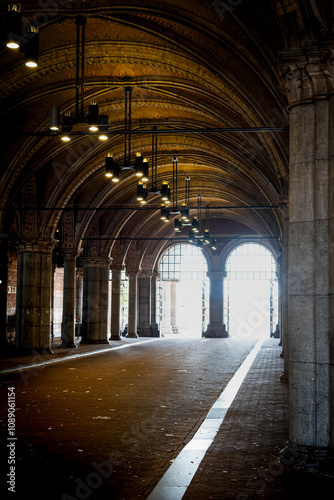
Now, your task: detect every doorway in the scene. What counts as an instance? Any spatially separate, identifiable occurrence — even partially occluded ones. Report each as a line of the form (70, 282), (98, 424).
(225, 243), (278, 339)
(158, 244), (209, 337)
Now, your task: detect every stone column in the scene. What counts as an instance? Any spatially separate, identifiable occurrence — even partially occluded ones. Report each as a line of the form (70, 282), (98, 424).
(150, 272), (160, 337)
(81, 257), (110, 344)
(279, 199), (289, 382)
(110, 266), (122, 340)
(75, 268), (83, 336)
(0, 234), (8, 346)
(329, 85), (334, 452)
(126, 271), (138, 338)
(170, 280), (179, 334)
(15, 238), (56, 352)
(279, 48), (333, 465)
(60, 250), (80, 348)
(204, 271), (228, 338)
(137, 272), (152, 337)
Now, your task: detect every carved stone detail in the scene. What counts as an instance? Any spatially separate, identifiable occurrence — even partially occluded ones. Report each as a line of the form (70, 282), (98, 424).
(16, 237), (58, 254)
(279, 46), (334, 107)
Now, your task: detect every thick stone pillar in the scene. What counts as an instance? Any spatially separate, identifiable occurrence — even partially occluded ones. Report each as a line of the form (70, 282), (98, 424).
(204, 271), (228, 338)
(126, 271), (138, 338)
(0, 234), (8, 346)
(329, 89), (334, 452)
(279, 199), (289, 382)
(81, 257), (110, 344)
(15, 238), (56, 352)
(137, 272), (152, 337)
(110, 266), (122, 340)
(60, 250), (80, 348)
(150, 272), (160, 337)
(279, 48), (333, 465)
(75, 268), (83, 336)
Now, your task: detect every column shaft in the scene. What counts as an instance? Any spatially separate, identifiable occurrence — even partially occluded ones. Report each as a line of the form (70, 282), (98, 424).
(127, 273), (138, 338)
(81, 259), (110, 344)
(60, 257), (77, 347)
(288, 100), (330, 449)
(137, 275), (152, 336)
(110, 268), (122, 340)
(204, 271), (228, 338)
(15, 240), (55, 351)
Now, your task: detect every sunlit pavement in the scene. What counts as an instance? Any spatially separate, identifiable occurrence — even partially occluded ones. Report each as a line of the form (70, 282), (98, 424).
(1, 337), (333, 499)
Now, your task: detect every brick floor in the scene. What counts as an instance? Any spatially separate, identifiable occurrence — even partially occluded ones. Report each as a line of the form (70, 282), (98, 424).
(1, 336), (333, 499)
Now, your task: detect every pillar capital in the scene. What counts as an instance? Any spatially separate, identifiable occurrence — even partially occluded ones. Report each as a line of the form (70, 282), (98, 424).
(81, 256), (111, 268)
(279, 45), (334, 108)
(126, 268), (139, 277)
(61, 247), (83, 261)
(138, 270), (153, 279)
(16, 237), (58, 254)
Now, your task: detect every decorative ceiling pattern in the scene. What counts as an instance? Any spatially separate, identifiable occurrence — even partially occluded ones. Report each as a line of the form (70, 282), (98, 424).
(0, 0), (330, 264)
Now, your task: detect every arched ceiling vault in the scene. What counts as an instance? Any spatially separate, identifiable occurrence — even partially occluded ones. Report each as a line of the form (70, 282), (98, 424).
(3, 0), (322, 259)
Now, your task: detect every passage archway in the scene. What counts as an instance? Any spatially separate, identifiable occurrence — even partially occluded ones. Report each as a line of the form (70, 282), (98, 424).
(158, 243), (209, 338)
(225, 243), (278, 340)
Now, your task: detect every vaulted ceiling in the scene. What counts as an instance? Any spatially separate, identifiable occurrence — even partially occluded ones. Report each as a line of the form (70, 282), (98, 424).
(0, 0), (331, 265)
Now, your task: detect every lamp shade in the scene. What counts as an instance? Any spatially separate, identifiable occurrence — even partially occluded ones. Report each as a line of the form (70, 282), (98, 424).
(105, 153), (114, 177)
(142, 158), (149, 182)
(161, 181), (169, 201)
(88, 104), (99, 131)
(112, 167), (120, 182)
(6, 7), (22, 49)
(135, 153), (144, 177)
(24, 26), (39, 67)
(50, 106), (60, 131)
(98, 114), (109, 140)
(188, 230), (195, 242)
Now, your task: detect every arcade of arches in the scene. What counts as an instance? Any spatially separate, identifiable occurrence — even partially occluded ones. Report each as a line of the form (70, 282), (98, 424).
(1, 0), (334, 471)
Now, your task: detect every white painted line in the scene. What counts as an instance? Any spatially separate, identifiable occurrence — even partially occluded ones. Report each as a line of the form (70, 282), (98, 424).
(0, 339), (159, 375)
(146, 338), (263, 500)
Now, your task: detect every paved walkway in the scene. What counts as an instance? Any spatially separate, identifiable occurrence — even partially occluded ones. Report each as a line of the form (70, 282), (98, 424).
(1, 336), (333, 499)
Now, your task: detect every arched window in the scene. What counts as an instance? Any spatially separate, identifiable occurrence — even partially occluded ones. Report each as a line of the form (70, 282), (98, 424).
(158, 243), (209, 337)
(225, 243), (278, 338)
(226, 243), (276, 281)
(159, 243), (208, 280)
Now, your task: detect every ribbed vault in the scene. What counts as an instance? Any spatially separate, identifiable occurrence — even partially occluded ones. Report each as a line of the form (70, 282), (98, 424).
(0, 0), (296, 264)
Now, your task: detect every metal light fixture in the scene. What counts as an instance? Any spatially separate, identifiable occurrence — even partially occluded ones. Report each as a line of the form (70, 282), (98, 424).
(98, 115), (109, 140)
(88, 103), (99, 131)
(24, 25), (39, 67)
(174, 218), (182, 232)
(112, 167), (120, 183)
(211, 239), (217, 250)
(6, 4), (22, 49)
(50, 106), (60, 131)
(160, 205), (170, 221)
(105, 153), (114, 178)
(60, 114), (72, 142)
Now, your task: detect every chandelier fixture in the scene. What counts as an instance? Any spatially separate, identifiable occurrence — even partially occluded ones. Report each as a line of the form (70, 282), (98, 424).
(10, 11), (217, 249)
(49, 15), (111, 140)
(5, 3), (40, 67)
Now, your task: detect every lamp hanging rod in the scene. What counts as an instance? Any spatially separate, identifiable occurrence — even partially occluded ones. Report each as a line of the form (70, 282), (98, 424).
(9, 205), (279, 211)
(80, 235), (280, 241)
(26, 126), (288, 137)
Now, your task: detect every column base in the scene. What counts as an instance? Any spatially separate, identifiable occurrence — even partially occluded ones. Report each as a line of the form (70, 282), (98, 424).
(150, 323), (160, 337)
(279, 442), (334, 474)
(109, 335), (122, 341)
(126, 332), (139, 338)
(80, 339), (110, 345)
(203, 323), (228, 338)
(58, 342), (78, 349)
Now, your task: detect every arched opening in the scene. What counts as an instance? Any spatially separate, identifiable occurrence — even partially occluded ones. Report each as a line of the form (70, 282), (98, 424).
(158, 243), (209, 338)
(225, 243), (278, 340)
